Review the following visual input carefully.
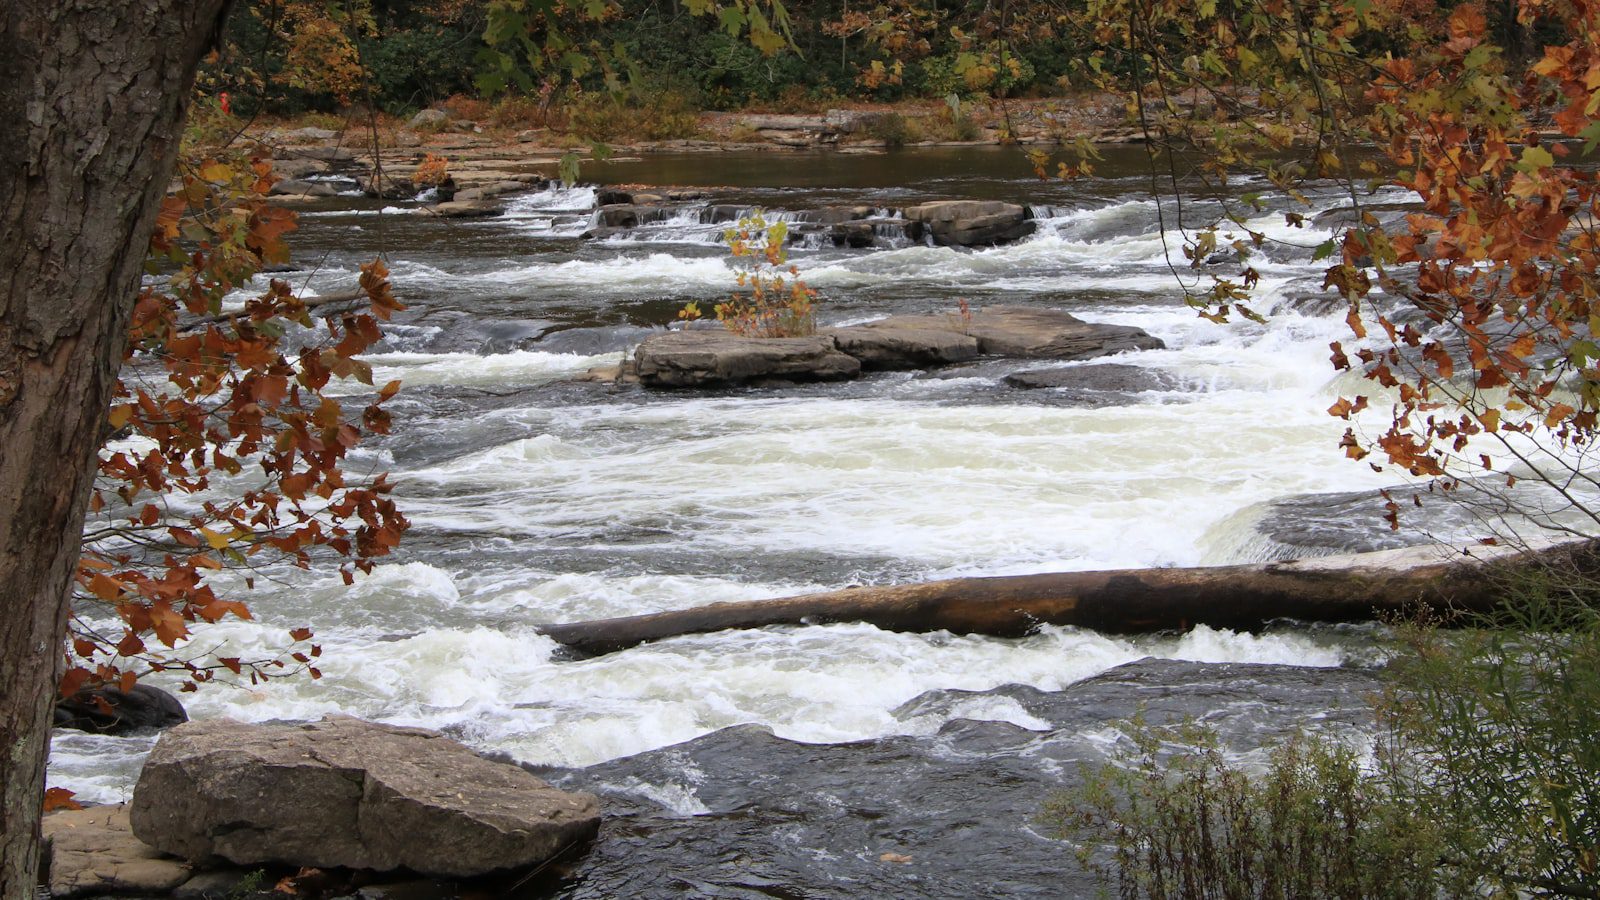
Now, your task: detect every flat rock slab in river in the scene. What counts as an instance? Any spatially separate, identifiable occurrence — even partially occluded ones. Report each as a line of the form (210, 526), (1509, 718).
(530, 658), (1380, 899)
(629, 307), (1162, 387)
(827, 321), (981, 370)
(129, 716), (601, 878)
(933, 305), (1165, 359)
(1004, 362), (1181, 395)
(634, 331), (862, 387)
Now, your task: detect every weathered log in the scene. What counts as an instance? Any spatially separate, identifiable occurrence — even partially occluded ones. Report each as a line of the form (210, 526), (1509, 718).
(537, 540), (1600, 656)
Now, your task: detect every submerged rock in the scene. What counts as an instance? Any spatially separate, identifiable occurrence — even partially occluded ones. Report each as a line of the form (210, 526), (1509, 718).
(55, 683), (187, 734)
(1004, 362), (1178, 392)
(129, 716), (601, 878)
(634, 331), (861, 387)
(531, 659), (1381, 899)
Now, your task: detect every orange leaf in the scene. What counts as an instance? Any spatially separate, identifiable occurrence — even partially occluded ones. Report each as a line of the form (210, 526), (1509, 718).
(44, 788), (82, 813)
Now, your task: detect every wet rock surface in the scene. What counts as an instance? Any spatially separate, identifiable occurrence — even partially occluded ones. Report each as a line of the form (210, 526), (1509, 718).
(55, 683), (187, 735)
(1003, 363), (1185, 405)
(130, 716), (601, 878)
(529, 658), (1380, 899)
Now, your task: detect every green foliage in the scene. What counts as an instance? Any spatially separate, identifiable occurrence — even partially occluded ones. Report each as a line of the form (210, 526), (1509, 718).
(917, 49), (1035, 99)
(562, 88), (700, 143)
(1048, 723), (1451, 899)
(360, 27), (481, 113)
(1054, 564), (1600, 898)
(921, 101), (982, 142)
(862, 111), (918, 148)
(1380, 566), (1600, 896)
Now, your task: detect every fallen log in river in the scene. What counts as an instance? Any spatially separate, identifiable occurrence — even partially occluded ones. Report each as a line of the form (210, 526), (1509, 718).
(537, 539), (1600, 656)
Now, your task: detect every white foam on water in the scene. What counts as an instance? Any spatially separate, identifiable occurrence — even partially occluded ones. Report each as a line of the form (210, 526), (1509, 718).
(46, 617), (1359, 789)
(50, 182), (1452, 803)
(360, 348), (618, 387)
(399, 391), (1398, 574)
(458, 253), (734, 294)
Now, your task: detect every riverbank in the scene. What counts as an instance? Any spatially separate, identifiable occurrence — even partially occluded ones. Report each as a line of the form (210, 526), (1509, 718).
(241, 95), (1135, 194)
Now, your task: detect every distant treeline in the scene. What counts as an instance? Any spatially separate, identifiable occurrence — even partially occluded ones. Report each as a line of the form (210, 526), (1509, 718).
(209, 0), (1088, 116)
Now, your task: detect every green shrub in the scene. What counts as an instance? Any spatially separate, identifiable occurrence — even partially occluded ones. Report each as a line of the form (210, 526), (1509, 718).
(1047, 722), (1452, 899)
(1052, 560), (1600, 899)
(1379, 564), (1600, 897)
(862, 112), (918, 148)
(562, 88), (700, 142)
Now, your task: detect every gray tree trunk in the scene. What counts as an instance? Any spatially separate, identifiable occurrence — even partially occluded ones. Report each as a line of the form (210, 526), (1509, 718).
(0, 2), (229, 896)
(537, 540), (1600, 656)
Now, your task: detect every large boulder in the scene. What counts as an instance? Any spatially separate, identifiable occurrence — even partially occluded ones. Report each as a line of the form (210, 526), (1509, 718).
(902, 200), (1034, 247)
(826, 322), (981, 370)
(43, 805), (190, 898)
(129, 716), (601, 878)
(407, 109), (449, 132)
(634, 330), (861, 387)
(55, 683), (187, 734)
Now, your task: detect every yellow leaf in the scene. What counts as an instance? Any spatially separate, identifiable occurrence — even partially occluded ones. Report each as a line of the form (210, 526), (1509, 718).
(108, 405), (133, 429)
(201, 527), (229, 550)
(199, 161), (232, 183)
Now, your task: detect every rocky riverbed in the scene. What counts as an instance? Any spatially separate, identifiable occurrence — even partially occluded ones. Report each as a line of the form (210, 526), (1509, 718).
(44, 657), (1381, 899)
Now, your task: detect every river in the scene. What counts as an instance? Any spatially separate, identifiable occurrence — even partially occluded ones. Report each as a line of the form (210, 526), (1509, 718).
(54, 145), (1479, 892)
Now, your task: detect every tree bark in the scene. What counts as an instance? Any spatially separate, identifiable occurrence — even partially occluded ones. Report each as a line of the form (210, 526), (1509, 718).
(536, 540), (1600, 656)
(0, 2), (229, 896)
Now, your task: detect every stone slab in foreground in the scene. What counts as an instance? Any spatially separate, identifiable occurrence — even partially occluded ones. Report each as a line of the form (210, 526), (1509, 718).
(129, 716), (600, 877)
(44, 805), (190, 898)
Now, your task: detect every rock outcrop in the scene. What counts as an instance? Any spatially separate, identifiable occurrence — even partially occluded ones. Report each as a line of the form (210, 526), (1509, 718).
(55, 683), (187, 734)
(634, 331), (861, 387)
(129, 716), (601, 878)
(902, 200), (1034, 246)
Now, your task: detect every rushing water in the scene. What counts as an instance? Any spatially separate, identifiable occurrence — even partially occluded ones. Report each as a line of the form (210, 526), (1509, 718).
(56, 147), (1468, 805)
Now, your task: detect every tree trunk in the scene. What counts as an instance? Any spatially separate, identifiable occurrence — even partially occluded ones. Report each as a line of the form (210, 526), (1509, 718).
(0, 2), (229, 897)
(536, 540), (1600, 656)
